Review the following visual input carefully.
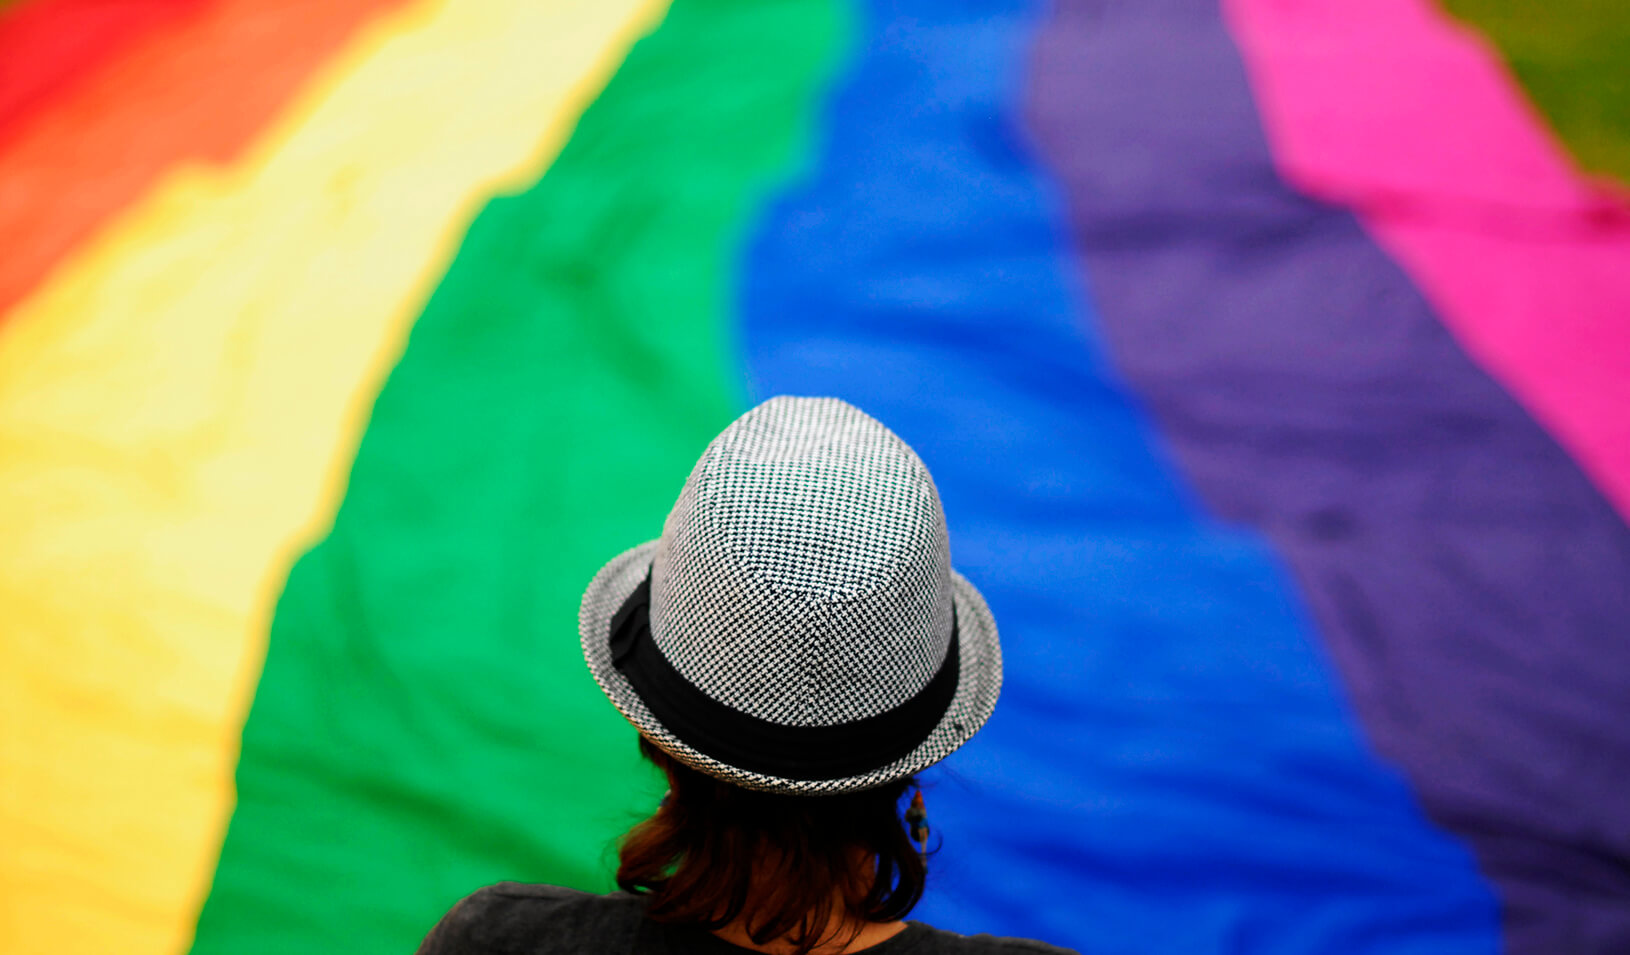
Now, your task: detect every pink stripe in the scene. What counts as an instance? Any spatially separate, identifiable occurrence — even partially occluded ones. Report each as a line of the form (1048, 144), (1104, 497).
(1222, 0), (1630, 519)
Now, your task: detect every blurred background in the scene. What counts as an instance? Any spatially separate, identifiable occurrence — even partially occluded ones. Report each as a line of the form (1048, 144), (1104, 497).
(1, 1), (1626, 953)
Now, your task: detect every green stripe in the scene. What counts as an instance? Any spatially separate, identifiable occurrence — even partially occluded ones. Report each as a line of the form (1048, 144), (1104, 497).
(187, 1), (849, 951)
(1442, 0), (1630, 185)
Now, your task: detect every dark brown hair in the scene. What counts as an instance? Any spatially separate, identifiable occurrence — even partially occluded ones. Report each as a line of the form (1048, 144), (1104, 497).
(616, 737), (927, 954)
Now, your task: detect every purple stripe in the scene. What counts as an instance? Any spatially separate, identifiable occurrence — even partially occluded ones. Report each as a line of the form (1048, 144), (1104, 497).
(1024, 1), (1630, 950)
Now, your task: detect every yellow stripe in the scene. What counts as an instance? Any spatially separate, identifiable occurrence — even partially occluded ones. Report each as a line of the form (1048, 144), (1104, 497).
(0, 1), (667, 952)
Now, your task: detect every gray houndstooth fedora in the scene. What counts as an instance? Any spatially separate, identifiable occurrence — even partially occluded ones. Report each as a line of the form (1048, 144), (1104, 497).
(579, 396), (1002, 795)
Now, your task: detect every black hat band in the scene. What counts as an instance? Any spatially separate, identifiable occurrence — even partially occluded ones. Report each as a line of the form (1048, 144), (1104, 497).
(608, 570), (961, 783)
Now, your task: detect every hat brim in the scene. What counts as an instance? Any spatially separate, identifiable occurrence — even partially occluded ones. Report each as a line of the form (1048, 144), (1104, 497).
(579, 540), (1002, 795)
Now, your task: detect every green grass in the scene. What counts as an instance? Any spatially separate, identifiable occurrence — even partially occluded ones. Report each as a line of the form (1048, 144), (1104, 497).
(1441, 0), (1630, 186)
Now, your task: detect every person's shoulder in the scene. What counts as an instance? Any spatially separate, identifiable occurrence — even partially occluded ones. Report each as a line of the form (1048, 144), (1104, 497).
(416, 882), (642, 954)
(907, 921), (1080, 955)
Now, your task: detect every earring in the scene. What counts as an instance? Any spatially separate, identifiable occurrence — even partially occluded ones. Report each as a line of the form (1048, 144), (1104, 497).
(906, 789), (929, 865)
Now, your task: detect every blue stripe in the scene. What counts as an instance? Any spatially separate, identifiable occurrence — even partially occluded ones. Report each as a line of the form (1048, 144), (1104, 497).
(737, 0), (1498, 950)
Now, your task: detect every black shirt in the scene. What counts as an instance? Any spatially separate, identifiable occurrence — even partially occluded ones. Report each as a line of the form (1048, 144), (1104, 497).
(418, 883), (1078, 955)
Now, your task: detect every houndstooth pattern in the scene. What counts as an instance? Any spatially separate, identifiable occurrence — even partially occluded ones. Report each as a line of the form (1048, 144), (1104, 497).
(579, 396), (1003, 794)
(652, 397), (953, 727)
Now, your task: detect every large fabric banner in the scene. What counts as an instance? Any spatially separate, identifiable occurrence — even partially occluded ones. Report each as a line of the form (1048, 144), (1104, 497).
(2, 1), (1626, 952)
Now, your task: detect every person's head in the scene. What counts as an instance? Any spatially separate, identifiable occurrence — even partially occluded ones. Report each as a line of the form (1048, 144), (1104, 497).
(579, 397), (1002, 948)
(616, 736), (924, 953)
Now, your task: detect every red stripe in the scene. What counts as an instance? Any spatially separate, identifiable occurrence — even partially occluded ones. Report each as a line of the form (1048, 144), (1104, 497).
(0, 0), (407, 319)
(0, 0), (207, 148)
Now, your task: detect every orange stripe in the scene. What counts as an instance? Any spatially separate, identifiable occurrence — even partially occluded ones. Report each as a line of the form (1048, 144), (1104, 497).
(0, 0), (406, 317)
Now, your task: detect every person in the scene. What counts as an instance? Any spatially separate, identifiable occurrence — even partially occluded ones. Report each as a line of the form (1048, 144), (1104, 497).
(418, 397), (1076, 954)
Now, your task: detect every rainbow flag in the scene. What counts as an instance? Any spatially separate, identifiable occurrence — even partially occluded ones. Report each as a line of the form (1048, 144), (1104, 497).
(3, 1), (1627, 953)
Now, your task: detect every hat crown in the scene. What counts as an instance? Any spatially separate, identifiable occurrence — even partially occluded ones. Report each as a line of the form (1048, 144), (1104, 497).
(649, 397), (954, 728)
